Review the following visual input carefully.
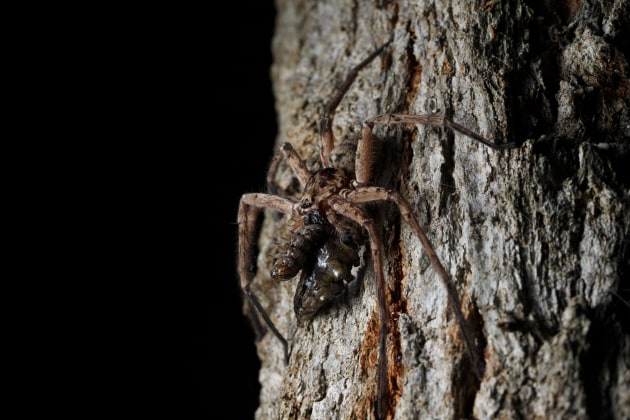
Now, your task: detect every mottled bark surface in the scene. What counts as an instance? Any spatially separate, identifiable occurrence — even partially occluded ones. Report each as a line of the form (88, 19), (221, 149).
(245, 0), (629, 418)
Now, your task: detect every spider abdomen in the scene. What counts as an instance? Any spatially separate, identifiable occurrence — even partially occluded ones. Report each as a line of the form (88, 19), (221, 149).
(270, 222), (329, 281)
(293, 235), (360, 322)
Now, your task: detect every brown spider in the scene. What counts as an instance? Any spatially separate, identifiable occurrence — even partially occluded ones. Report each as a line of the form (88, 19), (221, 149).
(237, 38), (515, 419)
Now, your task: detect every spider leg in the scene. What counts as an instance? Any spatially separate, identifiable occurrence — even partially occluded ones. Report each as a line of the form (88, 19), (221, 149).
(349, 112), (515, 377)
(327, 197), (389, 420)
(266, 142), (312, 195)
(319, 37), (393, 168)
(238, 193), (297, 363)
(345, 187), (484, 380)
(354, 123), (374, 185)
(366, 113), (517, 149)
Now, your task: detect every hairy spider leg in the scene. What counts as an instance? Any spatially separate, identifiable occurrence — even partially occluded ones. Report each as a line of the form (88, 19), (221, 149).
(354, 115), (515, 381)
(239, 138), (322, 363)
(327, 197), (390, 419)
(238, 193), (297, 363)
(319, 37), (393, 168)
(365, 114), (517, 150)
(349, 111), (520, 414)
(347, 187), (484, 379)
(348, 113), (518, 415)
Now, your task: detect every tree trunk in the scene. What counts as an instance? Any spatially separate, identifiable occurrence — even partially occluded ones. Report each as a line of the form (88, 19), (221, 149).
(246, 0), (630, 418)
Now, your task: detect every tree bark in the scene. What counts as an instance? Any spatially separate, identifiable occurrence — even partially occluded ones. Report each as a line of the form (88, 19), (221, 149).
(247, 0), (630, 418)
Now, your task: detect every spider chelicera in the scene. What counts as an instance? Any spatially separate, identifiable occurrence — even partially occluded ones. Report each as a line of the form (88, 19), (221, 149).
(237, 38), (515, 419)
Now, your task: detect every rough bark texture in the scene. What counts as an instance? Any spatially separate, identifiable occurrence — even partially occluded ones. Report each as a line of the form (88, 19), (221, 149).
(247, 1), (630, 418)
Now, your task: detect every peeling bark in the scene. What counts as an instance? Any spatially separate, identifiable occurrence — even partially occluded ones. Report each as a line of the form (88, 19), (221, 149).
(244, 1), (630, 418)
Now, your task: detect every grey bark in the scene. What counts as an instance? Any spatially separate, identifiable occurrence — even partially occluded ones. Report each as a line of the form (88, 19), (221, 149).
(246, 0), (630, 418)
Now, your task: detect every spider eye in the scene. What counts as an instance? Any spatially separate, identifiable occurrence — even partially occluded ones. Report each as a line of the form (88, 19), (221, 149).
(300, 200), (312, 209)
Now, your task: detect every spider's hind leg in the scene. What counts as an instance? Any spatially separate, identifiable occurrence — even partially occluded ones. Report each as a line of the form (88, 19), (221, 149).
(319, 37), (393, 169)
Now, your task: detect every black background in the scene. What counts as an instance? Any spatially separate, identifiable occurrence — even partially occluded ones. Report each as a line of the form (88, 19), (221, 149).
(206, 4), (276, 419)
(180, 2), (277, 418)
(65, 1), (278, 418)
(121, 2), (278, 417)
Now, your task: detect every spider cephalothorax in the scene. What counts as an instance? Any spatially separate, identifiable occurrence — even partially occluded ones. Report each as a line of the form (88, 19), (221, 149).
(299, 167), (351, 211)
(237, 37), (515, 419)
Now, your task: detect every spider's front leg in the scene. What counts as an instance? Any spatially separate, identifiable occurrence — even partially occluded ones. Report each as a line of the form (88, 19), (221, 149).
(239, 140), (315, 363)
(238, 193), (296, 361)
(327, 198), (390, 420)
(352, 113), (517, 377)
(318, 37), (392, 168)
(344, 186), (483, 379)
